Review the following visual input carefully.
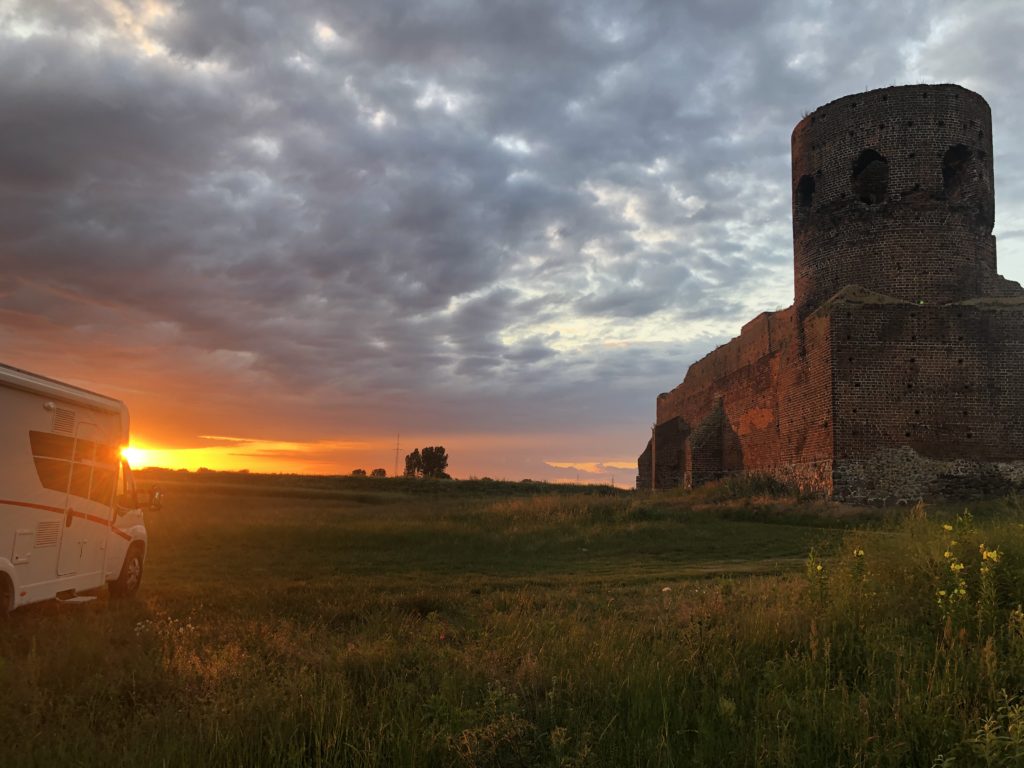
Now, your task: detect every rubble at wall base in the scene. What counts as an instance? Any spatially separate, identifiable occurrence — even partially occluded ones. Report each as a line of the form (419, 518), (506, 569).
(832, 448), (1024, 503)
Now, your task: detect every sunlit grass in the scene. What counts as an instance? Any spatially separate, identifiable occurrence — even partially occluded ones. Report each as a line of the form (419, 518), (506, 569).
(2, 476), (1024, 766)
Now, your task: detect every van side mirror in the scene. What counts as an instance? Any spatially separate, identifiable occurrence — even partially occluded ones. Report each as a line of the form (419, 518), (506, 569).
(136, 486), (163, 511)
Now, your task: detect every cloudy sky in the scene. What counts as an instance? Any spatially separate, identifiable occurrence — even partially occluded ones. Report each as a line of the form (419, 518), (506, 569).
(1, 0), (1022, 482)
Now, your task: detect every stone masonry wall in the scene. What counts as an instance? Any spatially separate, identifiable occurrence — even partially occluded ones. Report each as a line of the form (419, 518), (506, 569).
(827, 288), (1024, 499)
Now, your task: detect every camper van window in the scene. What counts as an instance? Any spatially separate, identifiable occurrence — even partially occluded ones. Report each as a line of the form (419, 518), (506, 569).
(29, 431), (74, 461)
(95, 444), (120, 465)
(70, 463), (91, 498)
(30, 430), (120, 503)
(34, 457), (71, 493)
(89, 468), (116, 505)
(73, 438), (96, 462)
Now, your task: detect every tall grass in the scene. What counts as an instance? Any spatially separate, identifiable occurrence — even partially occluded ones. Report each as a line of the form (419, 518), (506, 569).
(689, 471), (803, 502)
(3, 482), (1024, 766)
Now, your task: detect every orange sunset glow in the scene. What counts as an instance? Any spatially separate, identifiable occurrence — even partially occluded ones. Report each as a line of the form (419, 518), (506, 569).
(3, 0), (1021, 489)
(116, 426), (638, 484)
(120, 436), (371, 474)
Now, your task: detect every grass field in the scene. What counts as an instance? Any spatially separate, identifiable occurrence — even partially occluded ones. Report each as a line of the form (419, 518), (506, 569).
(3, 474), (1024, 766)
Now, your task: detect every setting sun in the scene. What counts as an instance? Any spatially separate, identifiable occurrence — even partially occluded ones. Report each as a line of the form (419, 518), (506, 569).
(120, 446), (148, 467)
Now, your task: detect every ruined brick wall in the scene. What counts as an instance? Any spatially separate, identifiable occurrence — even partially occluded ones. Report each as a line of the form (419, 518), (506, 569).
(638, 83), (1024, 499)
(792, 84), (1019, 320)
(636, 417), (688, 490)
(827, 289), (1024, 499)
(641, 307), (834, 492)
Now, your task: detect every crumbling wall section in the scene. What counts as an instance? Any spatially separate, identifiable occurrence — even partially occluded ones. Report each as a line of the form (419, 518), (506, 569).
(649, 307), (834, 493)
(636, 416), (689, 490)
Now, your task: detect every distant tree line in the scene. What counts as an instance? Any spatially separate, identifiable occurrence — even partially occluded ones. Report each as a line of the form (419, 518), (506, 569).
(404, 446), (449, 479)
(350, 446), (449, 480)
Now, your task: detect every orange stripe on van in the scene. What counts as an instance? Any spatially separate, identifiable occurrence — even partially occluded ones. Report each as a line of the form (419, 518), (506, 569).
(1, 498), (132, 539)
(0, 498), (64, 514)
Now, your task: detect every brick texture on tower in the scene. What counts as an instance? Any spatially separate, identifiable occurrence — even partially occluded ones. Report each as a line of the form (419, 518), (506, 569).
(637, 84), (1024, 500)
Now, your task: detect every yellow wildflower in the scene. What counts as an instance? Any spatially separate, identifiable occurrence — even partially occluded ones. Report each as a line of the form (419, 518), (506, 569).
(853, 548), (865, 558)
(943, 524), (954, 531)
(816, 564), (823, 572)
(938, 590), (947, 597)
(943, 551), (953, 559)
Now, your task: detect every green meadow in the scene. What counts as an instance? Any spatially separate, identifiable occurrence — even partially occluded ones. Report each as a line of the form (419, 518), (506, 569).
(3, 473), (1024, 766)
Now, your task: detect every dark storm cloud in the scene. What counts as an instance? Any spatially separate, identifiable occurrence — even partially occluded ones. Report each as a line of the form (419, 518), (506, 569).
(2, 0), (1023, 459)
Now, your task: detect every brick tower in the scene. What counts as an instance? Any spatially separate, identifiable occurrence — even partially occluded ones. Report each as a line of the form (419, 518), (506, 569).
(792, 85), (1016, 319)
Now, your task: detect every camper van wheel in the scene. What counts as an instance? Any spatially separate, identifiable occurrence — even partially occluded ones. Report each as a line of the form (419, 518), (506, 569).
(110, 546), (144, 599)
(0, 575), (12, 619)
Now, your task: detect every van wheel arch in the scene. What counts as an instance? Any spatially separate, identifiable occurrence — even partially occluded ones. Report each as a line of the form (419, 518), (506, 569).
(109, 542), (145, 599)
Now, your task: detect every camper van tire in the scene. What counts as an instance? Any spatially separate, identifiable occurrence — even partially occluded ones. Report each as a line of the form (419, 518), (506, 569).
(0, 574), (12, 618)
(109, 545), (144, 599)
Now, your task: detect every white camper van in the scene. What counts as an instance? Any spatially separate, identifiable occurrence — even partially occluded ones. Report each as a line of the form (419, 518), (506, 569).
(0, 363), (149, 615)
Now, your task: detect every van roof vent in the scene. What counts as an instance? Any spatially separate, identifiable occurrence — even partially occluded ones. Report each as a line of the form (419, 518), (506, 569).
(53, 408), (75, 434)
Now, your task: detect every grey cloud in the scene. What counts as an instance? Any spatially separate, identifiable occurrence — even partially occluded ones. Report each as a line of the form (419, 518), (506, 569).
(503, 338), (557, 364)
(2, 0), (1023, 469)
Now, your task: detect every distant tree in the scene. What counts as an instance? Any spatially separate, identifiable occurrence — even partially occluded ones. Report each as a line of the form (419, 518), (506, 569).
(404, 449), (422, 477)
(370, 468), (386, 478)
(404, 446), (450, 478)
(351, 468), (367, 477)
(421, 446), (450, 478)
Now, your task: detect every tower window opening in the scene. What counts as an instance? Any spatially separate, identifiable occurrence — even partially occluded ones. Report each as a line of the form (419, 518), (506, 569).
(851, 149), (889, 204)
(943, 144), (972, 199)
(796, 175), (815, 210)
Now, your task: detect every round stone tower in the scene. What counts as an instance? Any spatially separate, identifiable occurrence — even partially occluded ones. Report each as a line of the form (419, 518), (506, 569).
(791, 84), (1003, 317)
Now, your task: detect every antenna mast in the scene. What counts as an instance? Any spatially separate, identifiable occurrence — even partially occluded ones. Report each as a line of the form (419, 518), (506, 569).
(393, 433), (400, 478)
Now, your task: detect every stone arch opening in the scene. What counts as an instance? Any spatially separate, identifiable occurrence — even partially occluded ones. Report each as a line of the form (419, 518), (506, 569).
(851, 149), (889, 205)
(942, 144), (972, 199)
(796, 175), (815, 210)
